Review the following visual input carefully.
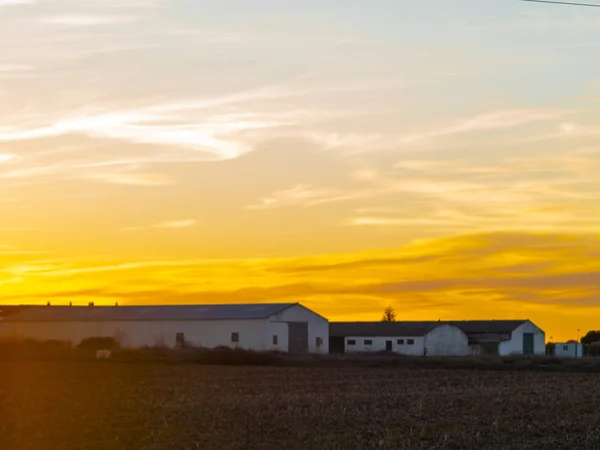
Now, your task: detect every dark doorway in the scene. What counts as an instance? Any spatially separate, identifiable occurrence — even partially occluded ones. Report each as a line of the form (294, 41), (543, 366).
(385, 340), (393, 353)
(329, 336), (345, 354)
(482, 342), (499, 355)
(287, 322), (309, 354)
(523, 333), (534, 355)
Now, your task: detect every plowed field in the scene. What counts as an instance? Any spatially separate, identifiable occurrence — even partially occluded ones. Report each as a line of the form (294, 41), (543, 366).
(1, 362), (599, 449)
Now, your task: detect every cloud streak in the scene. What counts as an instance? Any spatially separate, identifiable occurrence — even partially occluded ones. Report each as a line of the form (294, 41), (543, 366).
(0, 0), (35, 6)
(39, 15), (136, 26)
(120, 219), (197, 233)
(2, 232), (599, 338)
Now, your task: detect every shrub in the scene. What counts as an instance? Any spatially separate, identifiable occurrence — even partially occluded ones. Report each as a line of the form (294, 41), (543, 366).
(194, 347), (281, 366)
(77, 337), (120, 351)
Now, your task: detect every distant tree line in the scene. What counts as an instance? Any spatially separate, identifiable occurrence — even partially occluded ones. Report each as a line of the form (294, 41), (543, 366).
(581, 331), (600, 345)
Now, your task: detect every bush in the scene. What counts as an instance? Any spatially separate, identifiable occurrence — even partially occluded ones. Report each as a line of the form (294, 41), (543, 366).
(0, 338), (72, 361)
(194, 347), (281, 366)
(77, 337), (120, 351)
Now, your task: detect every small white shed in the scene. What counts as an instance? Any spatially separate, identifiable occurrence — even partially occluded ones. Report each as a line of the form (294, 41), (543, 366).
(0, 303), (329, 354)
(554, 342), (583, 358)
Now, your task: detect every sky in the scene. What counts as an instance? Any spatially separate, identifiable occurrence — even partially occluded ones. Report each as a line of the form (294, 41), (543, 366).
(1, 0), (599, 341)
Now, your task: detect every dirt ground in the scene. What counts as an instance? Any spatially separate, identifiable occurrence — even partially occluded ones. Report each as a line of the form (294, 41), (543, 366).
(0, 361), (599, 449)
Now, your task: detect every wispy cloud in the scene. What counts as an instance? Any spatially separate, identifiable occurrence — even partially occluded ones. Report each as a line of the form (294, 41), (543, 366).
(154, 219), (197, 229)
(399, 109), (571, 144)
(2, 232), (599, 339)
(87, 172), (175, 186)
(120, 219), (197, 233)
(0, 0), (35, 6)
(246, 185), (356, 210)
(0, 64), (32, 73)
(0, 154), (18, 163)
(0, 99), (289, 162)
(39, 15), (136, 27)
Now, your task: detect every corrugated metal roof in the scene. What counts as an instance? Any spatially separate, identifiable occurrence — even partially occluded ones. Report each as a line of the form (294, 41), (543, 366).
(2, 303), (296, 322)
(448, 320), (528, 334)
(330, 320), (528, 338)
(330, 322), (442, 337)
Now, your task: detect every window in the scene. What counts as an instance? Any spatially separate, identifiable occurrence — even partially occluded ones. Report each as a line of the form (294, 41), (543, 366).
(364, 340), (373, 345)
(231, 332), (239, 343)
(348, 339), (356, 345)
(273, 335), (278, 345)
(563, 345), (568, 351)
(176, 332), (185, 345)
(407, 339), (415, 345)
(397, 339), (404, 345)
(316, 337), (323, 347)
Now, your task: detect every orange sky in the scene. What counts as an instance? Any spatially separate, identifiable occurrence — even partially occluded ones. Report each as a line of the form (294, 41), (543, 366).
(1, 0), (600, 341)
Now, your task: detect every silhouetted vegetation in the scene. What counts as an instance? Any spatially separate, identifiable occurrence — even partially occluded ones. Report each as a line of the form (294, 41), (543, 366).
(0, 338), (72, 361)
(581, 330), (600, 345)
(381, 305), (397, 322)
(2, 341), (600, 373)
(77, 337), (120, 350)
(3, 337), (600, 372)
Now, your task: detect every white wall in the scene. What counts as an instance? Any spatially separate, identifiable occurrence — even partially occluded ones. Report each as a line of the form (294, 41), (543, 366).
(0, 319), (282, 351)
(344, 336), (425, 355)
(267, 321), (289, 353)
(0, 303), (329, 354)
(342, 325), (468, 356)
(499, 321), (545, 356)
(270, 304), (329, 354)
(555, 342), (583, 358)
(424, 325), (469, 356)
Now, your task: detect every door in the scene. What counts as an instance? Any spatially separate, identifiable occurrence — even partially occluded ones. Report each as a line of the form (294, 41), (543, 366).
(482, 342), (499, 355)
(287, 322), (309, 354)
(385, 340), (393, 353)
(329, 336), (345, 354)
(522, 333), (534, 355)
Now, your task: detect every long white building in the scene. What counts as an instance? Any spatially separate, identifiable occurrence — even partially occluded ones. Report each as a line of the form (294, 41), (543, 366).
(330, 320), (545, 356)
(0, 303), (329, 354)
(330, 322), (469, 356)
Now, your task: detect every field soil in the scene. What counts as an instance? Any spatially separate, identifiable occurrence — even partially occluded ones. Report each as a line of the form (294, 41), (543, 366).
(1, 361), (599, 450)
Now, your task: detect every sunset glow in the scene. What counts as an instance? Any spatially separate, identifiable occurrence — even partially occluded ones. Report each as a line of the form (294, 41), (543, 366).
(1, 0), (599, 341)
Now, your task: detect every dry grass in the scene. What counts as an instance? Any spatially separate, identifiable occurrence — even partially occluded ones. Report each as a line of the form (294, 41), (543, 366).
(1, 362), (600, 449)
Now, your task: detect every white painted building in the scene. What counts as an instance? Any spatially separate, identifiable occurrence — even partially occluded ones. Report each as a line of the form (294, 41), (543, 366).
(459, 320), (546, 356)
(330, 320), (546, 356)
(329, 322), (470, 356)
(554, 342), (583, 358)
(0, 303), (329, 354)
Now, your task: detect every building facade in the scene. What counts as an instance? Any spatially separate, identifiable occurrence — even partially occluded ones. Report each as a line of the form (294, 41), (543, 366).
(460, 320), (546, 356)
(0, 303), (329, 354)
(330, 320), (546, 356)
(330, 322), (470, 356)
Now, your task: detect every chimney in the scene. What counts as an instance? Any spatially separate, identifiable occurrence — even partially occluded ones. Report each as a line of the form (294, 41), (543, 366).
(47, 301), (51, 306)
(115, 302), (118, 307)
(88, 301), (94, 307)
(69, 302), (72, 307)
